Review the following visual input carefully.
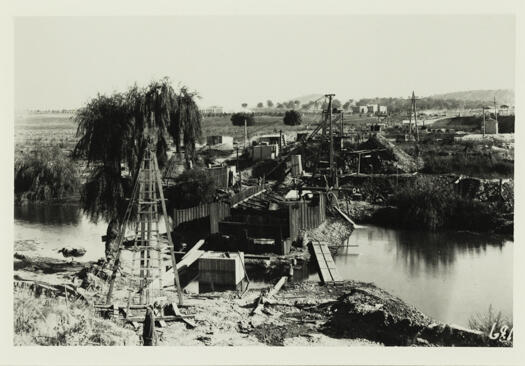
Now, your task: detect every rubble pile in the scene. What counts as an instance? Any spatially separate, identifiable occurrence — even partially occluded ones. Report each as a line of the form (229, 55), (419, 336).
(357, 134), (424, 173)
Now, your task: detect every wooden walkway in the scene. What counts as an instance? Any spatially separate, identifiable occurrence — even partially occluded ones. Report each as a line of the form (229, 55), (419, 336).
(309, 241), (342, 284)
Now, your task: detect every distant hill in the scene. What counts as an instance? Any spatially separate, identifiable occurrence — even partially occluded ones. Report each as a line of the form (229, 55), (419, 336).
(430, 89), (514, 105)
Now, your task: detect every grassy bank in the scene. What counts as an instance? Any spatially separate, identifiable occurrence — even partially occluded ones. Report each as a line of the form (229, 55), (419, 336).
(14, 288), (137, 346)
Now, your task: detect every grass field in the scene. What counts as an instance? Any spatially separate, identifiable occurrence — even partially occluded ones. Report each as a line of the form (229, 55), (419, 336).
(15, 112), (78, 154)
(201, 113), (383, 144)
(15, 111), (380, 153)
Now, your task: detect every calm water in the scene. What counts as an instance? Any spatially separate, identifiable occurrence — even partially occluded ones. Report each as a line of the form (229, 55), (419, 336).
(330, 225), (513, 327)
(15, 204), (512, 327)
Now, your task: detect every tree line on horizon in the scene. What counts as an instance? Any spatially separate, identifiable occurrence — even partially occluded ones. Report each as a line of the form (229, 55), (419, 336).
(247, 96), (501, 114)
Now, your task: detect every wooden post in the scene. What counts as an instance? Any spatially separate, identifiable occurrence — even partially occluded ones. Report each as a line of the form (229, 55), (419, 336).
(494, 96), (498, 127)
(482, 107), (486, 137)
(152, 151), (184, 305)
(412, 91), (419, 142)
(340, 112), (344, 136)
(244, 118), (248, 150)
(326, 94), (335, 187)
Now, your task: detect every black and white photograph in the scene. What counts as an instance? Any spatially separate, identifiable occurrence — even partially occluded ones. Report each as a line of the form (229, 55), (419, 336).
(2, 0), (524, 365)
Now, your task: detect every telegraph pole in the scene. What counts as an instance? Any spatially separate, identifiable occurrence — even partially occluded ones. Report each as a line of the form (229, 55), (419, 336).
(244, 117), (248, 150)
(482, 106), (486, 137)
(411, 91), (419, 142)
(494, 96), (498, 126)
(326, 94), (335, 187)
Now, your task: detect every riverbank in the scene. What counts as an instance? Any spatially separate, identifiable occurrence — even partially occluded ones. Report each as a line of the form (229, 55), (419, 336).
(13, 249), (507, 347)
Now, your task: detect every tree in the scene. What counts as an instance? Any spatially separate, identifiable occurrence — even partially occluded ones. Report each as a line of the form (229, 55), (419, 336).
(73, 77), (202, 259)
(15, 145), (80, 202)
(283, 110), (302, 126)
(294, 100), (300, 109)
(241, 103), (248, 108)
(257, 102), (264, 108)
(343, 100), (354, 110)
(231, 112), (255, 126)
(332, 99), (342, 109)
(164, 169), (216, 210)
(276, 103), (284, 109)
(267, 100), (274, 108)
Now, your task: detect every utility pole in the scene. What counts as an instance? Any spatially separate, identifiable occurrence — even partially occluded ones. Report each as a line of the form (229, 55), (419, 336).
(244, 117), (248, 150)
(482, 106), (486, 137)
(326, 94), (335, 187)
(494, 96), (498, 125)
(411, 91), (419, 142)
(340, 111), (344, 137)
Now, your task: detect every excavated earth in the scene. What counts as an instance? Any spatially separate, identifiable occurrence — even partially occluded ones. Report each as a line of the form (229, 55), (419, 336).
(13, 249), (501, 347)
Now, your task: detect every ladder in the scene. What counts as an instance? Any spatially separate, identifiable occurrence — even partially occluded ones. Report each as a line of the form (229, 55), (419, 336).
(106, 140), (184, 306)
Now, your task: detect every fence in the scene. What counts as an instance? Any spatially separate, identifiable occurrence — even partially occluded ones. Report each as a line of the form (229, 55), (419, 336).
(288, 194), (326, 240)
(173, 202), (230, 233)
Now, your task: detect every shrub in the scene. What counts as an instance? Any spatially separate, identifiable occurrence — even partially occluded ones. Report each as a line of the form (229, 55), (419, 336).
(230, 112), (255, 126)
(283, 110), (302, 126)
(389, 176), (498, 231)
(422, 154), (513, 178)
(164, 168), (216, 210)
(469, 305), (512, 344)
(15, 145), (80, 202)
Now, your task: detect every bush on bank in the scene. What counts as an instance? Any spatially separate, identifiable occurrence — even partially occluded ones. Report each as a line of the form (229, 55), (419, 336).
(386, 176), (500, 232)
(14, 145), (80, 202)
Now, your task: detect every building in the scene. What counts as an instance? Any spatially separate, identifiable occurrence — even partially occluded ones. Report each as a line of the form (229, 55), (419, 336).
(254, 134), (286, 147)
(499, 105), (511, 116)
(202, 105), (224, 115)
(206, 135), (234, 150)
(367, 104), (379, 114)
(358, 106), (368, 114)
(484, 118), (498, 134)
(379, 105), (388, 114)
(249, 144), (279, 161)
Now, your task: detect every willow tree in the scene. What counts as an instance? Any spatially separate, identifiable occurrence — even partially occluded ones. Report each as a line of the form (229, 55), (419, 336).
(73, 78), (202, 259)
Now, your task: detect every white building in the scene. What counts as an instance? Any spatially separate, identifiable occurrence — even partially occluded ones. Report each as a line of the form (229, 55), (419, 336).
(202, 106), (224, 114)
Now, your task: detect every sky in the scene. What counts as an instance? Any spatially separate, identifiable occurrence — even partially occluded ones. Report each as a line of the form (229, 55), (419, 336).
(14, 15), (515, 111)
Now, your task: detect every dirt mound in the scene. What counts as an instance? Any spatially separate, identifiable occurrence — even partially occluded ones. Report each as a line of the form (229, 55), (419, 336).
(324, 284), (431, 345)
(358, 135), (422, 173)
(322, 282), (499, 346)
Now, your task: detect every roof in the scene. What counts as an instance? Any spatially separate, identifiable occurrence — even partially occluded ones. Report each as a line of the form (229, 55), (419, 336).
(234, 190), (287, 211)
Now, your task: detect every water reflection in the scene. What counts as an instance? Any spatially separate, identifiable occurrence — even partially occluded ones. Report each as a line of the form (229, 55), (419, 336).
(392, 229), (506, 276)
(14, 203), (81, 226)
(333, 225), (512, 326)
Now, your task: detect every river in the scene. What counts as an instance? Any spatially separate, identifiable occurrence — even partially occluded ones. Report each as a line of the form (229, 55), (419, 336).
(14, 204), (512, 327)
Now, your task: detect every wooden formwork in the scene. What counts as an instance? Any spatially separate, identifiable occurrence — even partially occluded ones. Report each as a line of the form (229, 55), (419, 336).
(288, 193), (326, 241)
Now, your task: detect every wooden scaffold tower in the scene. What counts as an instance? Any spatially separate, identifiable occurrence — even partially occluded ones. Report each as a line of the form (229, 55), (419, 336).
(105, 136), (183, 307)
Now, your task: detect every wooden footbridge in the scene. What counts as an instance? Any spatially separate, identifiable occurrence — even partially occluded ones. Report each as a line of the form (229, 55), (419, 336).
(309, 241), (342, 284)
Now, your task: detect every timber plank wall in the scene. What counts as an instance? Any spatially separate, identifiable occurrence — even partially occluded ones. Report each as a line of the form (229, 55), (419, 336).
(173, 202), (230, 233)
(288, 193), (326, 240)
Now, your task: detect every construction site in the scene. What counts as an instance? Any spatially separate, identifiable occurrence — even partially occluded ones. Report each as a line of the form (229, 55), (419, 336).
(13, 87), (515, 347)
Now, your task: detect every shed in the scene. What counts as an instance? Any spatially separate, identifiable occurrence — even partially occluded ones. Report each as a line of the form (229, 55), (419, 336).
(206, 135), (234, 150)
(484, 118), (498, 134)
(250, 144), (279, 161)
